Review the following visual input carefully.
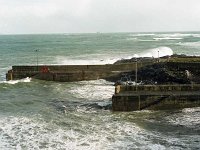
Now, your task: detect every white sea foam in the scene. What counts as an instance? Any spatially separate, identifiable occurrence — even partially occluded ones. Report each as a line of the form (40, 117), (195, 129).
(0, 116), (98, 149)
(182, 107), (200, 113)
(55, 55), (118, 65)
(0, 115), (153, 149)
(0, 77), (31, 85)
(131, 33), (155, 36)
(130, 32), (200, 42)
(55, 47), (173, 66)
(156, 33), (193, 38)
(0, 110), (199, 149)
(131, 33), (200, 38)
(172, 33), (200, 38)
(178, 41), (200, 48)
(126, 37), (138, 41)
(138, 39), (157, 42)
(192, 34), (200, 38)
(165, 107), (200, 128)
(132, 47), (173, 58)
(154, 37), (183, 40)
(69, 79), (114, 101)
(78, 79), (113, 85)
(152, 33), (200, 40)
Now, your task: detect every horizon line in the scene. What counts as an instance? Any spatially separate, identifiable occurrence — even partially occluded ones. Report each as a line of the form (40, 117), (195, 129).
(1, 30), (200, 35)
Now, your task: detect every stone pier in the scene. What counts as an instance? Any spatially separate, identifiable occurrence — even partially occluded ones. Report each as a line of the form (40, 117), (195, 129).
(112, 84), (200, 111)
(6, 63), (146, 82)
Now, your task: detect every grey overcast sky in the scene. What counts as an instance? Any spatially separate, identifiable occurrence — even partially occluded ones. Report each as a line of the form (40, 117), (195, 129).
(0, 0), (200, 34)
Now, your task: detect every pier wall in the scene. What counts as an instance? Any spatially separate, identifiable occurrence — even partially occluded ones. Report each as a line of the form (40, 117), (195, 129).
(6, 63), (145, 81)
(7, 61), (200, 82)
(112, 84), (200, 111)
(115, 84), (200, 93)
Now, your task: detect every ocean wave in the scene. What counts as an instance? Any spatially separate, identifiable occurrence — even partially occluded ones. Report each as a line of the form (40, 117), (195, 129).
(69, 79), (114, 101)
(154, 37), (183, 40)
(0, 115), (166, 150)
(0, 77), (31, 85)
(130, 33), (155, 37)
(138, 39), (158, 42)
(155, 33), (196, 38)
(77, 79), (113, 86)
(0, 109), (199, 149)
(153, 33), (200, 40)
(129, 33), (200, 41)
(55, 47), (173, 66)
(0, 116), (89, 149)
(177, 41), (200, 48)
(0, 113), (175, 150)
(192, 34), (200, 38)
(126, 37), (138, 41)
(131, 32), (200, 38)
(165, 107), (200, 129)
(131, 47), (173, 58)
(173, 33), (200, 38)
(55, 55), (119, 65)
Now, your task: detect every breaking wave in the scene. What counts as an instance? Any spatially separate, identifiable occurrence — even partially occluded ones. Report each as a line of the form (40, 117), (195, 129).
(133, 47), (173, 58)
(69, 79), (114, 101)
(55, 47), (173, 65)
(154, 37), (183, 40)
(178, 41), (200, 48)
(165, 107), (200, 129)
(0, 77), (31, 85)
(55, 56), (118, 65)
(0, 115), (150, 149)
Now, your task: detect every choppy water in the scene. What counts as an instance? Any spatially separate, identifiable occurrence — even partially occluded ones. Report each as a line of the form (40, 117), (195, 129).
(0, 32), (200, 149)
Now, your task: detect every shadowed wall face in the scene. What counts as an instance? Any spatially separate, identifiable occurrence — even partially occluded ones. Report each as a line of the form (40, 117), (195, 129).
(6, 63), (141, 81)
(112, 84), (200, 111)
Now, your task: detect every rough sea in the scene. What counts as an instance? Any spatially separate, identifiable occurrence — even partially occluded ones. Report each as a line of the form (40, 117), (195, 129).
(0, 32), (200, 149)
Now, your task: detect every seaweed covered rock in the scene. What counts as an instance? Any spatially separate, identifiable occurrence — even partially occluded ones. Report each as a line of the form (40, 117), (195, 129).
(138, 63), (190, 84)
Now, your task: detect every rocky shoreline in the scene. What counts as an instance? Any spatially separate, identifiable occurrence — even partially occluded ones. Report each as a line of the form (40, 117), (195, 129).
(114, 54), (200, 85)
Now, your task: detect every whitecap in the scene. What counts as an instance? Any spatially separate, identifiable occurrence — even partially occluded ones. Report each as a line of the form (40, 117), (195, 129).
(192, 34), (200, 38)
(69, 79), (114, 101)
(135, 47), (173, 58)
(138, 39), (158, 42)
(131, 33), (155, 36)
(0, 77), (31, 85)
(126, 37), (138, 41)
(154, 37), (183, 40)
(156, 33), (191, 38)
(54, 55), (118, 65)
(0, 115), (146, 149)
(178, 41), (200, 48)
(164, 107), (200, 128)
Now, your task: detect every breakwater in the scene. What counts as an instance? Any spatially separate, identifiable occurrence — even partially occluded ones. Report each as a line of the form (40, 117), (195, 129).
(6, 56), (200, 111)
(112, 84), (200, 111)
(6, 63), (146, 82)
(6, 56), (200, 83)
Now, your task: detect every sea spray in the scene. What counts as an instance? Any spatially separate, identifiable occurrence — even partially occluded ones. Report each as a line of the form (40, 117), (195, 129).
(0, 77), (31, 85)
(138, 47), (173, 58)
(56, 47), (173, 65)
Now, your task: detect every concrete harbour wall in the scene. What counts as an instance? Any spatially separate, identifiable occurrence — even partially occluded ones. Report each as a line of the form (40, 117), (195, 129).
(112, 84), (200, 111)
(6, 63), (145, 81)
